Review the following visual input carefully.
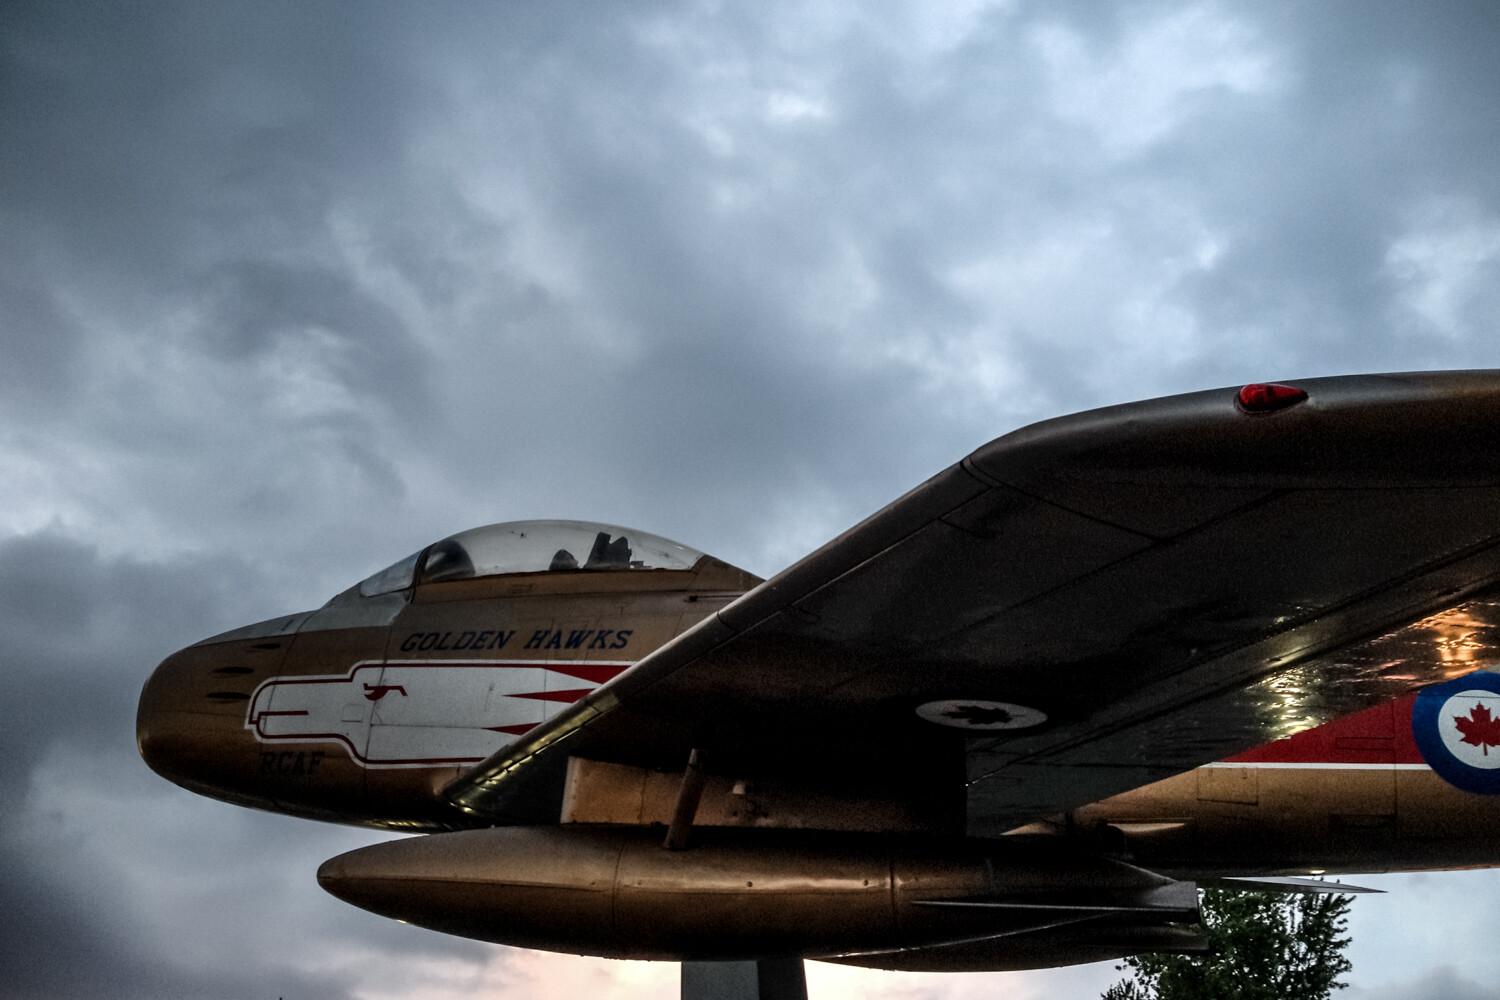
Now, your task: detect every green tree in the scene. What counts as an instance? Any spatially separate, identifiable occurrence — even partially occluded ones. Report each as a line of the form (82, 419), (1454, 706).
(1103, 889), (1353, 1000)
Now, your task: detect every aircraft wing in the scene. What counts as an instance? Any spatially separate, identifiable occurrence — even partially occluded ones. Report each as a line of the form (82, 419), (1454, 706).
(447, 371), (1500, 834)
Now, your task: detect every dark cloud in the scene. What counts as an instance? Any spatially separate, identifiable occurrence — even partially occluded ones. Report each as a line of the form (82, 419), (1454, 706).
(198, 258), (428, 403)
(0, 532), (490, 998)
(0, 857), (357, 1000)
(0, 532), (285, 997)
(1, 0), (422, 272)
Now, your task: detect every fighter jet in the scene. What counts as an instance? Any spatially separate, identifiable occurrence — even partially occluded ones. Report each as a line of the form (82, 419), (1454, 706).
(138, 371), (1500, 1000)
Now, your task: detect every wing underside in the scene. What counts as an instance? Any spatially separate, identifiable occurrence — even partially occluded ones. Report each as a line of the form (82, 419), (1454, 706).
(446, 372), (1500, 834)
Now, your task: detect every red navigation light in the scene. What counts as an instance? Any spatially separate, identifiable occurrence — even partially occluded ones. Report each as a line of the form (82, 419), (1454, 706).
(1237, 383), (1308, 414)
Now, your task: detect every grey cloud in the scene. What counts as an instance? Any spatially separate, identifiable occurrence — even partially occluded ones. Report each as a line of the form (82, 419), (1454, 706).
(1348, 967), (1500, 1000)
(0, 533), (277, 996)
(7, 1), (1500, 996)
(0, 533), (245, 772)
(3, 0), (435, 433)
(1151, 2), (1500, 372)
(0, 857), (357, 1000)
(0, 268), (80, 414)
(198, 258), (429, 404)
(0, 532), (490, 998)
(2, 0), (422, 274)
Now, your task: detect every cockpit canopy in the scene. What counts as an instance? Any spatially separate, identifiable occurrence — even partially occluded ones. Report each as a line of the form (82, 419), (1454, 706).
(357, 520), (707, 597)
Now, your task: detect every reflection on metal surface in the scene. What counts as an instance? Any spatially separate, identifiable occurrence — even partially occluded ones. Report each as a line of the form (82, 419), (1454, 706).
(1281, 606), (1500, 691)
(1214, 591), (1500, 749)
(1412, 607), (1499, 675)
(966, 581), (1500, 834)
(191, 612), (311, 646)
(1263, 664), (1324, 741)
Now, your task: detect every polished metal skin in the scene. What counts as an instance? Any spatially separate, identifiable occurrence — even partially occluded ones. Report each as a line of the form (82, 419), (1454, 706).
(316, 826), (1195, 962)
(138, 524), (760, 830)
(1074, 683), (1500, 876)
(138, 373), (1500, 986)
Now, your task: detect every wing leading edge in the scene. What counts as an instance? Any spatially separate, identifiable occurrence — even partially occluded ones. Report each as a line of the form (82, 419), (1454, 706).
(447, 371), (1500, 834)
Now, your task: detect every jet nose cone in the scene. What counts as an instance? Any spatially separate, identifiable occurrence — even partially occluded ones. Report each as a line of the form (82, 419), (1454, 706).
(137, 644), (251, 788)
(136, 632), (290, 797)
(136, 646), (201, 780)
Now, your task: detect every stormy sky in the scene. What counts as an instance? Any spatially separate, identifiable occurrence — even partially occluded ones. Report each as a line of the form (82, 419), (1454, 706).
(5, 1), (1500, 997)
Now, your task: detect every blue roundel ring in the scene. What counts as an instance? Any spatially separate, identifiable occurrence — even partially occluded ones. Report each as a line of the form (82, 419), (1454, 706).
(1413, 671), (1500, 795)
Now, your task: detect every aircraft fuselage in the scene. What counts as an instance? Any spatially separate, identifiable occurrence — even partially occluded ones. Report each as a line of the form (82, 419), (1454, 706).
(138, 537), (756, 830)
(136, 409), (1500, 977)
(138, 529), (1500, 971)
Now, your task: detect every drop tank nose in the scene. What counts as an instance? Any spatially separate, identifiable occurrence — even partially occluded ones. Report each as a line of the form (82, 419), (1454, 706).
(318, 825), (899, 960)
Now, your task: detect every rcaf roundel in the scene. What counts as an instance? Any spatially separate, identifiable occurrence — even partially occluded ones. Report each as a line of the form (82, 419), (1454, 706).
(1412, 670), (1500, 794)
(916, 699), (1047, 731)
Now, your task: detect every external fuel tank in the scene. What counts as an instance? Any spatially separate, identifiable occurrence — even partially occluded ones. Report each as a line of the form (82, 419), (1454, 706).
(317, 825), (1199, 962)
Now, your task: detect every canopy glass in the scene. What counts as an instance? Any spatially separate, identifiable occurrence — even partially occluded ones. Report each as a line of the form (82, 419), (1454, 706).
(357, 520), (705, 597)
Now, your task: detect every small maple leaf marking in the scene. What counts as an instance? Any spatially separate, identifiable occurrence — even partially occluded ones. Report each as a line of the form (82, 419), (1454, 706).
(942, 704), (1014, 726)
(1454, 701), (1500, 756)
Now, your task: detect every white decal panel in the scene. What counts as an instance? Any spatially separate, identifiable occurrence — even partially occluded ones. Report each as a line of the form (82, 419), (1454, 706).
(246, 659), (631, 768)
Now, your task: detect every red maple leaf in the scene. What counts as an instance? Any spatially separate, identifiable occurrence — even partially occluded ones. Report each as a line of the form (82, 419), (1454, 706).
(1454, 702), (1500, 756)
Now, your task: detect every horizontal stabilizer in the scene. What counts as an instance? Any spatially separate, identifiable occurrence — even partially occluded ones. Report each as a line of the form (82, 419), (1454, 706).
(913, 878), (1199, 918)
(1218, 876), (1382, 894)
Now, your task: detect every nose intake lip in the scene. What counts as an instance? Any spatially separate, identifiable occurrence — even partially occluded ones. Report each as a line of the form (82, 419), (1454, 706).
(136, 639), (281, 792)
(136, 647), (218, 786)
(136, 651), (181, 776)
